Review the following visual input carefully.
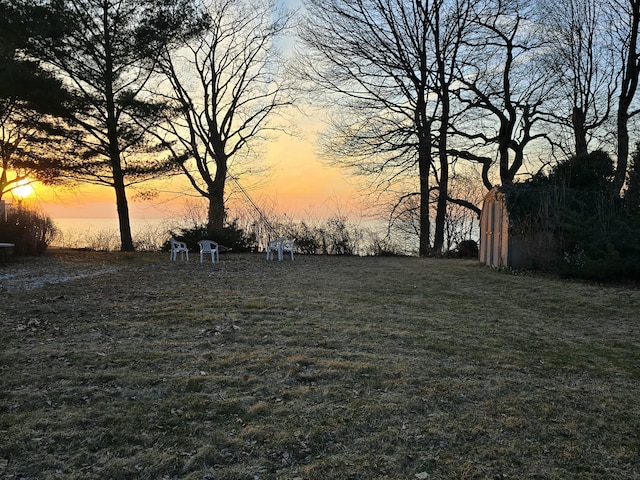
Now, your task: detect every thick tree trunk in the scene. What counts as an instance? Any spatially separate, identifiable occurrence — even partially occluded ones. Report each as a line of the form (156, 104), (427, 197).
(498, 113), (519, 186)
(418, 124), (431, 256)
(106, 132), (134, 252)
(419, 154), (431, 257)
(103, 7), (134, 252)
(114, 174), (134, 251)
(207, 160), (227, 230)
(616, 0), (640, 194)
(207, 190), (226, 230)
(434, 168), (448, 252)
(106, 130), (134, 252)
(572, 106), (588, 156)
(433, 83), (450, 253)
(617, 110), (630, 194)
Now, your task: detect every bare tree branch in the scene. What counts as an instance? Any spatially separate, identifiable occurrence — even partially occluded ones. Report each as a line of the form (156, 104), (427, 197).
(155, 0), (294, 229)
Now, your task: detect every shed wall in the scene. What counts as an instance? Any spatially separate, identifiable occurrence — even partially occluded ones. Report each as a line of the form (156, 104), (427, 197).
(479, 189), (509, 267)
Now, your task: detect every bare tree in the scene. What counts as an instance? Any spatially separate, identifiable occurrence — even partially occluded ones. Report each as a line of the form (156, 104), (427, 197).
(453, 0), (552, 189)
(430, 0), (473, 251)
(443, 167), (484, 250)
(299, 0), (472, 255)
(608, 0), (640, 193)
(537, 0), (615, 157)
(154, 0), (293, 230)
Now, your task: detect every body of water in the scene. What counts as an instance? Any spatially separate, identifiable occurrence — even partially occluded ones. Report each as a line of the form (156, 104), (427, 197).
(50, 216), (478, 255)
(51, 217), (177, 251)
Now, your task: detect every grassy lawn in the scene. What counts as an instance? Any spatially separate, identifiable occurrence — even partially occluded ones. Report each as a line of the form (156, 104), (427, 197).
(1, 250), (639, 479)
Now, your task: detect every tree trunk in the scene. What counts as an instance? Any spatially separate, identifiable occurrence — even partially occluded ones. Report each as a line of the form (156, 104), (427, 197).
(207, 190), (225, 230)
(434, 79), (450, 253)
(616, 0), (640, 194)
(572, 106), (588, 156)
(0, 163), (7, 201)
(114, 173), (134, 251)
(498, 111), (518, 185)
(617, 108), (630, 193)
(207, 160), (227, 230)
(433, 168), (447, 253)
(418, 122), (432, 256)
(419, 154), (431, 256)
(103, 8), (134, 252)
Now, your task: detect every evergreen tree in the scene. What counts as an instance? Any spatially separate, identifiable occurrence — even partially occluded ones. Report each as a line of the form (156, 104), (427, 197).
(0, 0), (73, 200)
(27, 0), (203, 251)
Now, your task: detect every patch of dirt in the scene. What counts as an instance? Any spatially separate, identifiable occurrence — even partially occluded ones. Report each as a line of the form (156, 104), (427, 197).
(0, 250), (117, 293)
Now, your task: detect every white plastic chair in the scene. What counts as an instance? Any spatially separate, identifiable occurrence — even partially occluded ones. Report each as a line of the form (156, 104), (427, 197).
(169, 238), (189, 261)
(266, 237), (282, 261)
(266, 237), (295, 261)
(198, 239), (219, 264)
(281, 239), (295, 261)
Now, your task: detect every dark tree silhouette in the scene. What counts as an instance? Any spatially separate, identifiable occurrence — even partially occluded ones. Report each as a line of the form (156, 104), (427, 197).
(453, 0), (551, 190)
(610, 0), (640, 193)
(28, 0), (198, 251)
(0, 0), (74, 201)
(299, 0), (473, 255)
(537, 0), (615, 157)
(153, 0), (293, 230)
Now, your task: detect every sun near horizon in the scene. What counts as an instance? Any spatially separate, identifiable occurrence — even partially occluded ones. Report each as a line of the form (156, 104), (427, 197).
(25, 126), (365, 224)
(8, 179), (36, 201)
(6, 0), (366, 227)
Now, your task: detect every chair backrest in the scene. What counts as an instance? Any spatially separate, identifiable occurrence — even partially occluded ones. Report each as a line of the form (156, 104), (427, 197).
(268, 238), (282, 248)
(198, 239), (218, 252)
(171, 238), (188, 249)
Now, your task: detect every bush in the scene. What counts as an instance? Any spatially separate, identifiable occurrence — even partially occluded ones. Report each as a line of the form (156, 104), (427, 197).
(287, 222), (321, 255)
(318, 217), (356, 255)
(164, 219), (257, 253)
(275, 216), (362, 255)
(368, 235), (404, 257)
(451, 239), (479, 259)
(502, 150), (640, 280)
(0, 205), (56, 256)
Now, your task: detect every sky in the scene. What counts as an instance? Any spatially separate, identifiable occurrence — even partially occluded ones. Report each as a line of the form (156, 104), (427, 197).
(19, 0), (365, 223)
(27, 116), (363, 222)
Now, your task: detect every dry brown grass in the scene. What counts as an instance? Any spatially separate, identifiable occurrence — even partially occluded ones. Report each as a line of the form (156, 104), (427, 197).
(1, 250), (640, 479)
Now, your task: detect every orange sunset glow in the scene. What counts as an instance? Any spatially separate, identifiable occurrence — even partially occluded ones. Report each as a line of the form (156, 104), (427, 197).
(5, 0), (370, 236)
(30, 126), (364, 223)
(12, 179), (36, 200)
